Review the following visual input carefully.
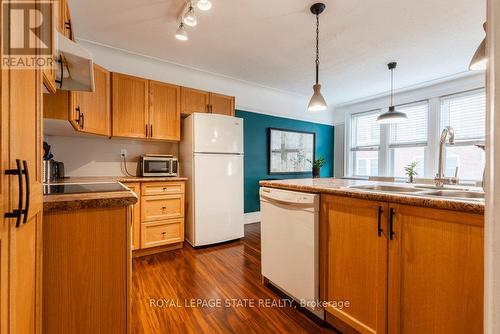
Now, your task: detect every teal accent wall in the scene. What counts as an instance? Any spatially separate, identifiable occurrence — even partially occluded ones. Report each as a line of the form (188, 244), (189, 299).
(235, 110), (334, 213)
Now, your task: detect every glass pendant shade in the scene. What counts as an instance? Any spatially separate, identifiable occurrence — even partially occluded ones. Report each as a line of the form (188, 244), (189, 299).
(377, 106), (408, 124)
(175, 23), (188, 41)
(469, 39), (487, 71)
(197, 0), (212, 11)
(183, 6), (197, 26)
(308, 84), (328, 112)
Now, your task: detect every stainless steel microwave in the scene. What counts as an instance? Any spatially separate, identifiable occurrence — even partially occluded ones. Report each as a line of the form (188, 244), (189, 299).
(140, 156), (178, 177)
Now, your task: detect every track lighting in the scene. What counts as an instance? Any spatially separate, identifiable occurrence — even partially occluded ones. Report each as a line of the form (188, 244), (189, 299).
(197, 0), (212, 11)
(183, 3), (197, 27)
(175, 22), (188, 41)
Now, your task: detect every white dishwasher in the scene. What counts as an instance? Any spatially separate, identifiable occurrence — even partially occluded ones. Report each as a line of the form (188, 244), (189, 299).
(259, 187), (323, 319)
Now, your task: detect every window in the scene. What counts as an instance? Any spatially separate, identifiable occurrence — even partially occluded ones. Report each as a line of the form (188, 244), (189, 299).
(347, 88), (486, 182)
(350, 111), (380, 176)
(440, 90), (486, 181)
(389, 102), (428, 177)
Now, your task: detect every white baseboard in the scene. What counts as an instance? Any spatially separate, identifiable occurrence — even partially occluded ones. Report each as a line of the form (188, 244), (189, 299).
(244, 211), (261, 224)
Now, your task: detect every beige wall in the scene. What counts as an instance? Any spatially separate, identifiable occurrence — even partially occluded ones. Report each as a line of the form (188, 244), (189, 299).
(44, 135), (178, 177)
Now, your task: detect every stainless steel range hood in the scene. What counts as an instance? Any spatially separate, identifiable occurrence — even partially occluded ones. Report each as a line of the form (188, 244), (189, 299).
(55, 33), (95, 92)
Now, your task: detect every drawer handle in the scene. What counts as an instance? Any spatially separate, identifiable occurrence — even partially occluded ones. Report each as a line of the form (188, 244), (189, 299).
(163, 188), (167, 191)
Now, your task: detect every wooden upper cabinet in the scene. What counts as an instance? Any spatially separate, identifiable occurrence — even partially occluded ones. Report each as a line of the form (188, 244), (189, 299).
(149, 81), (180, 141)
(180, 87), (210, 116)
(388, 205), (483, 334)
(321, 195), (388, 334)
(70, 64), (111, 136)
(210, 92), (235, 116)
(112, 73), (149, 139)
(57, 0), (74, 40)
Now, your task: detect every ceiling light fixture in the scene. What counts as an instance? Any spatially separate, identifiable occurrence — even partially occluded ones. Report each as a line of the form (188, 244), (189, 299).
(175, 22), (188, 41)
(307, 3), (328, 112)
(197, 0), (212, 11)
(183, 2), (197, 27)
(377, 62), (408, 124)
(469, 22), (487, 71)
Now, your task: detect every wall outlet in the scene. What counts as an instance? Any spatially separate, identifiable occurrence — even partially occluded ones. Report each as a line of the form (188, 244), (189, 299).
(120, 149), (127, 158)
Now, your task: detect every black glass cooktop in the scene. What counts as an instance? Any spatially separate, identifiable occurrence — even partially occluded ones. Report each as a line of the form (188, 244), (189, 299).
(43, 183), (127, 195)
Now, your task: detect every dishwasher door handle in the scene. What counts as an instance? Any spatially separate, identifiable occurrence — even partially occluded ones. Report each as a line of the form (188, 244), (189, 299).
(260, 194), (315, 208)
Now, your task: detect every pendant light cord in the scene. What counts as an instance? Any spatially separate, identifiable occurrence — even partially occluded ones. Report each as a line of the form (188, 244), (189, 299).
(315, 14), (320, 84)
(390, 67), (394, 106)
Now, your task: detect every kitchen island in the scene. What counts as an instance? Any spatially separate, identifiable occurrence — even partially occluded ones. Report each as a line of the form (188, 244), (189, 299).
(259, 178), (484, 334)
(43, 181), (137, 334)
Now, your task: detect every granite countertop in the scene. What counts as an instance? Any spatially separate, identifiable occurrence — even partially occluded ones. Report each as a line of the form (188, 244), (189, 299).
(43, 176), (187, 212)
(259, 178), (485, 214)
(47, 176), (188, 184)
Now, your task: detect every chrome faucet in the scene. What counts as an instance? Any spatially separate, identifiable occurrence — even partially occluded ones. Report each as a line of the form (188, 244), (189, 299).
(435, 126), (459, 187)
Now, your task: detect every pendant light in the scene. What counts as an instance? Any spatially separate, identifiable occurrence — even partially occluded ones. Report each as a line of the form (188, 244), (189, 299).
(307, 3), (328, 112)
(175, 22), (188, 41)
(197, 0), (212, 11)
(183, 2), (197, 27)
(469, 23), (487, 71)
(377, 62), (408, 124)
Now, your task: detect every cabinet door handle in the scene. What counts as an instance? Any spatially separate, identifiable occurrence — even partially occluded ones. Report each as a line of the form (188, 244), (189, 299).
(145, 124), (148, 137)
(206, 104), (210, 113)
(389, 207), (395, 240)
(150, 124), (153, 138)
(377, 206), (383, 237)
(4, 159), (23, 227)
(75, 106), (81, 125)
(80, 112), (84, 129)
(21, 160), (29, 225)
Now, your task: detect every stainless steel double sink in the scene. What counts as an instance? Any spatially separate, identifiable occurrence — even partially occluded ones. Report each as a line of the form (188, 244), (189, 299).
(348, 184), (485, 201)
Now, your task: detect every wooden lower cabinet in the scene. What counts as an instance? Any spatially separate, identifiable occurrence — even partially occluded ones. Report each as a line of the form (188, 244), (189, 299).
(388, 205), (483, 334)
(124, 181), (185, 255)
(321, 195), (484, 334)
(321, 195), (388, 334)
(43, 206), (131, 333)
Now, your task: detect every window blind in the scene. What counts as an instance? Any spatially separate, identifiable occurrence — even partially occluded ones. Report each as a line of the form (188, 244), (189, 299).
(351, 111), (380, 150)
(389, 102), (428, 147)
(441, 90), (486, 143)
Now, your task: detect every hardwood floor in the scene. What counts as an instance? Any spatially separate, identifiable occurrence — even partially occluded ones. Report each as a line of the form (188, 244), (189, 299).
(132, 223), (337, 334)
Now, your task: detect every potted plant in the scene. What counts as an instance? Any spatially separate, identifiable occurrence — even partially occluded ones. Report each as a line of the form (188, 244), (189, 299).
(404, 161), (418, 183)
(309, 156), (326, 178)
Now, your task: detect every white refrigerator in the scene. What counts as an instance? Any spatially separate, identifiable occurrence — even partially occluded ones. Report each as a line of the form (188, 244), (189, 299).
(179, 113), (244, 246)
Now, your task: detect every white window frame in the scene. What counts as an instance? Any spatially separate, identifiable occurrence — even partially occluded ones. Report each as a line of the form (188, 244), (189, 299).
(347, 109), (381, 177)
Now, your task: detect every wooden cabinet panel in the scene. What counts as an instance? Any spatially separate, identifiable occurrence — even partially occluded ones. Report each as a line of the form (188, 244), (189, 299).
(149, 81), (180, 141)
(388, 205), (483, 334)
(321, 195), (388, 334)
(43, 206), (130, 333)
(112, 73), (149, 138)
(125, 183), (141, 251)
(71, 64), (111, 136)
(43, 89), (70, 120)
(141, 194), (185, 222)
(180, 87), (210, 116)
(57, 0), (73, 40)
(141, 182), (185, 196)
(210, 92), (235, 116)
(2, 58), (43, 333)
(141, 219), (184, 249)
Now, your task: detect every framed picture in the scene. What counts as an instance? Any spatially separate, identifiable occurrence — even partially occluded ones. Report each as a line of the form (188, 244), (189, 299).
(268, 128), (316, 174)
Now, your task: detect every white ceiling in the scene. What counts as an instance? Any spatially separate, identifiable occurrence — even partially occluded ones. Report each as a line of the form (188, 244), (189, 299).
(68, 0), (486, 106)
